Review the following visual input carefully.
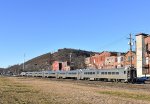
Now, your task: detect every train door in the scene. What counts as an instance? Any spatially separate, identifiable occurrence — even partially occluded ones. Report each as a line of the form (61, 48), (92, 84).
(130, 69), (137, 79)
(128, 68), (137, 82)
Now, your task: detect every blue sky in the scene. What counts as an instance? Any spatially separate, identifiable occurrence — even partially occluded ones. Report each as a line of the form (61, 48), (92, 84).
(0, 0), (150, 68)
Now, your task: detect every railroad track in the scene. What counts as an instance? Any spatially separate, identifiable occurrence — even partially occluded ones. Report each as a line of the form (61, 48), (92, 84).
(145, 80), (150, 84)
(32, 77), (150, 92)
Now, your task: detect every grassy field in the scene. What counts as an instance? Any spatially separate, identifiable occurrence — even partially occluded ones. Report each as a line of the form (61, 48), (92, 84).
(0, 77), (150, 104)
(0, 77), (62, 104)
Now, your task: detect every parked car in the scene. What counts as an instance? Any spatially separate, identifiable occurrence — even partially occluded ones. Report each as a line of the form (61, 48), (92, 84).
(136, 77), (149, 84)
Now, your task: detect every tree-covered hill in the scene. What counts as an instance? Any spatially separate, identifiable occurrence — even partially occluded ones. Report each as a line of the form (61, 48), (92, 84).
(7, 48), (98, 74)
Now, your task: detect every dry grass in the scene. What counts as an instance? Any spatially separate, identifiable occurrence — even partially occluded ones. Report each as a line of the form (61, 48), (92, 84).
(0, 77), (150, 104)
(0, 77), (61, 104)
(98, 90), (150, 101)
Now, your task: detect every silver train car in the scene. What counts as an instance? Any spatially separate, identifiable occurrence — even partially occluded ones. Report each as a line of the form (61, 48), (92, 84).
(21, 67), (136, 83)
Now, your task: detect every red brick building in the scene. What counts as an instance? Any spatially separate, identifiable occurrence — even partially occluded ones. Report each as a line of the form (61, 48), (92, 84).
(105, 56), (118, 69)
(52, 61), (60, 71)
(87, 51), (118, 69)
(124, 51), (136, 68)
(144, 35), (150, 74)
(85, 51), (136, 69)
(117, 55), (125, 68)
(52, 61), (70, 71)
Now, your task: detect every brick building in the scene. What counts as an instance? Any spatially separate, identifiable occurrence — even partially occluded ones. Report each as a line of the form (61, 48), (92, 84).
(104, 53), (126, 69)
(84, 33), (150, 77)
(52, 61), (70, 71)
(124, 51), (136, 68)
(85, 51), (136, 70)
(62, 61), (70, 71)
(117, 55), (125, 68)
(144, 35), (150, 74)
(105, 56), (118, 69)
(85, 57), (92, 68)
(85, 51), (118, 69)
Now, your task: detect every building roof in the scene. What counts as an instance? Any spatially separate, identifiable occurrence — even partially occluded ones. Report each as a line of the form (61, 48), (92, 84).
(92, 51), (125, 56)
(124, 51), (136, 55)
(136, 33), (149, 36)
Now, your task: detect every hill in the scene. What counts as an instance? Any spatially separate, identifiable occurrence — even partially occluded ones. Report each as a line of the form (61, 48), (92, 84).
(0, 68), (5, 74)
(7, 48), (97, 73)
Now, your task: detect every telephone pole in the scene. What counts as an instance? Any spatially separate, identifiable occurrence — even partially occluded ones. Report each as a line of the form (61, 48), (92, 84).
(70, 53), (72, 64)
(23, 53), (25, 71)
(127, 34), (134, 68)
(69, 53), (72, 70)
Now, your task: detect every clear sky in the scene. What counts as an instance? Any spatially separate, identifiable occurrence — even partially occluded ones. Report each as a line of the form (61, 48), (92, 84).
(0, 0), (150, 68)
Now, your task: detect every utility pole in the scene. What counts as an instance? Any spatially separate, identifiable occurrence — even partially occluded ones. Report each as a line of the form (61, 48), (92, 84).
(70, 53), (72, 70)
(127, 34), (134, 68)
(23, 53), (25, 71)
(70, 53), (72, 64)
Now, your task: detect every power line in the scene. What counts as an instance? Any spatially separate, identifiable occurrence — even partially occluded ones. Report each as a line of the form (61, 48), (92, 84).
(99, 34), (129, 51)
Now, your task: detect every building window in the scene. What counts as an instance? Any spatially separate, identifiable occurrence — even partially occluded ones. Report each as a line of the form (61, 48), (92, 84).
(94, 59), (95, 64)
(121, 57), (124, 61)
(121, 64), (123, 67)
(115, 58), (117, 62)
(132, 56), (134, 60)
(128, 56), (131, 62)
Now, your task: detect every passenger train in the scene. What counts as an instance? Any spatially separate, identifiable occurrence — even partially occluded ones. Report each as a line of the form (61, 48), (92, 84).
(21, 67), (137, 83)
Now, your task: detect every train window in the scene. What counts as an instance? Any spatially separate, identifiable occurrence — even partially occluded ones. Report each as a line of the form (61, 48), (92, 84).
(93, 72), (95, 74)
(72, 72), (76, 74)
(105, 72), (107, 75)
(116, 72), (119, 75)
(112, 72), (115, 75)
(124, 71), (126, 74)
(101, 72), (104, 75)
(108, 72), (111, 75)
